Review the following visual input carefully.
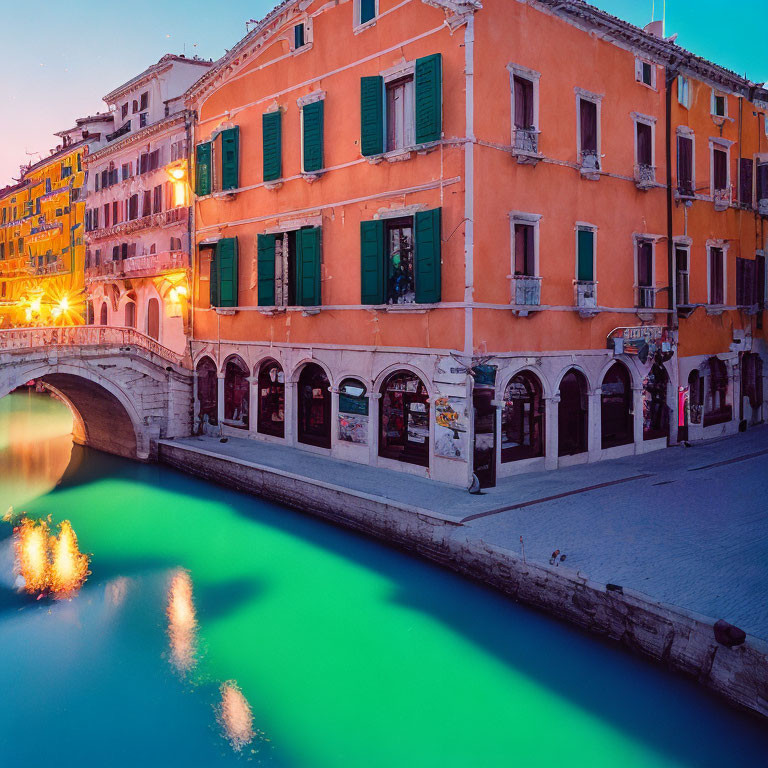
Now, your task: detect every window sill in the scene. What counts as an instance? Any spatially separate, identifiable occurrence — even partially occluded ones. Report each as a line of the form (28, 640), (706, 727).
(301, 171), (323, 184)
(353, 18), (377, 34)
(264, 180), (284, 191)
(212, 189), (238, 200)
(366, 142), (440, 165)
(214, 307), (237, 316)
(705, 305), (726, 316)
(579, 167), (601, 180)
(290, 42), (313, 56)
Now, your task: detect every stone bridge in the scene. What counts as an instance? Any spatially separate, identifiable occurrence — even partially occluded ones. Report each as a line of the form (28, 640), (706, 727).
(0, 326), (193, 460)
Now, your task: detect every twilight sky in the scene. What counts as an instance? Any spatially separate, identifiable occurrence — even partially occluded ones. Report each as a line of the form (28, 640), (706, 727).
(0, 0), (764, 187)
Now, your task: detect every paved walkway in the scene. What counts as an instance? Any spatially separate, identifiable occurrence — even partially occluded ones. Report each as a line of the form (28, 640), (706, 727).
(167, 427), (768, 639)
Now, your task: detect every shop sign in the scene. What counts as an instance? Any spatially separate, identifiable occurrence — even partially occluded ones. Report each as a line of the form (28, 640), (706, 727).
(472, 364), (497, 387)
(434, 395), (469, 461)
(608, 326), (673, 361)
(339, 393), (368, 416)
(339, 412), (368, 444)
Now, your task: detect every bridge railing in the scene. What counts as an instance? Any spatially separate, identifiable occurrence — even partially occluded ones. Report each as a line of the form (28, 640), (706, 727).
(0, 326), (186, 367)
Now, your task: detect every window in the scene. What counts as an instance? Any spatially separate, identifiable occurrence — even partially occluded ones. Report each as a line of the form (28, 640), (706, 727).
(139, 153), (149, 175)
(263, 112), (282, 182)
(739, 158), (754, 208)
(379, 370), (429, 467)
(356, 0), (377, 26)
(128, 194), (138, 220)
(124, 300), (136, 328)
(757, 163), (768, 209)
(258, 360), (285, 438)
(601, 363), (633, 449)
(170, 236), (182, 251)
(146, 298), (160, 340)
(196, 357), (219, 428)
(675, 246), (690, 306)
(142, 190), (152, 217)
(360, 54), (442, 157)
(132, 99), (139, 114)
(635, 58), (655, 88)
(558, 369), (588, 456)
(338, 378), (369, 444)
(100, 303), (108, 325)
(153, 185), (162, 214)
(297, 363), (332, 449)
(139, 113), (148, 128)
(577, 93), (600, 171)
(140, 91), (149, 111)
(677, 75), (690, 108)
(121, 162), (132, 180)
(636, 239), (654, 308)
(708, 246), (725, 304)
(712, 91), (727, 117)
(113, 200), (119, 224)
(360, 208), (441, 305)
(704, 357), (731, 426)
(501, 371), (545, 462)
(576, 226), (596, 307)
(634, 115), (655, 183)
(643, 364), (669, 440)
(257, 227), (322, 307)
(209, 237), (239, 308)
(712, 146), (728, 192)
(149, 149), (160, 171)
(197, 127), (240, 193)
(293, 23), (305, 49)
(736, 257), (757, 306)
(121, 103), (129, 120)
(508, 64), (540, 154)
(677, 133), (694, 196)
(301, 100), (324, 173)
(386, 76), (415, 152)
(103, 203), (110, 228)
(509, 213), (541, 305)
(513, 223), (535, 277)
(223, 357), (249, 429)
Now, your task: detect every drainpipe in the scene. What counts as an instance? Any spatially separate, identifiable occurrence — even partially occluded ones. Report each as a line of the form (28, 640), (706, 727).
(186, 110), (195, 365)
(665, 66), (677, 331)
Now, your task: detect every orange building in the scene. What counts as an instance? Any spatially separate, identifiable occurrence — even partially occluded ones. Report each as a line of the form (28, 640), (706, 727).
(187, 0), (767, 487)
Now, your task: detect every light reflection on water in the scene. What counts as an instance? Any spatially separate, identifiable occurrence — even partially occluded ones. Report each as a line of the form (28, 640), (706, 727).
(0, 392), (766, 767)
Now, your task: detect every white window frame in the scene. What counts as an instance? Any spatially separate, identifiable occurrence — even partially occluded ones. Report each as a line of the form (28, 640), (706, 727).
(706, 240), (729, 305)
(633, 233), (663, 306)
(709, 137), (733, 198)
(632, 111), (657, 169)
(507, 63), (541, 137)
(381, 60), (416, 154)
(711, 89), (728, 118)
(677, 75), (690, 108)
(634, 57), (657, 90)
(508, 211), (541, 278)
(289, 17), (313, 52)
(574, 87), (603, 169)
(673, 237), (692, 306)
(353, 0), (378, 31)
(676, 126), (696, 194)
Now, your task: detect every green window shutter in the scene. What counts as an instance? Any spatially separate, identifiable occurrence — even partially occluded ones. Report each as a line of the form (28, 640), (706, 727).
(415, 208), (441, 304)
(359, 0), (376, 24)
(577, 229), (594, 281)
(415, 54), (442, 144)
(257, 234), (277, 306)
(195, 142), (212, 196)
(302, 101), (324, 173)
(360, 76), (384, 156)
(360, 219), (385, 304)
(220, 127), (240, 191)
(262, 111), (282, 182)
(209, 250), (219, 307)
(296, 227), (321, 306)
(216, 237), (239, 307)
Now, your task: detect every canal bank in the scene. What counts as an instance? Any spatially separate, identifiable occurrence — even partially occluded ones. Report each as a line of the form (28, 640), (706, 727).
(159, 431), (768, 720)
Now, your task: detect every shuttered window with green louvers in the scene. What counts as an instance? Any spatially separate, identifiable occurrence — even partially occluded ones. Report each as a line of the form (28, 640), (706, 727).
(296, 227), (322, 306)
(360, 76), (384, 156)
(414, 54), (442, 144)
(414, 208), (442, 303)
(216, 237), (239, 307)
(220, 127), (240, 191)
(302, 101), (324, 173)
(360, 219), (385, 304)
(262, 111), (282, 182)
(195, 142), (212, 197)
(208, 248), (219, 307)
(577, 229), (594, 282)
(257, 234), (277, 307)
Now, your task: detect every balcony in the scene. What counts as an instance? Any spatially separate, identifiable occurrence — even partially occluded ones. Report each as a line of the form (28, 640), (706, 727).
(579, 150), (600, 179)
(512, 129), (541, 164)
(510, 275), (541, 309)
(86, 250), (190, 282)
(675, 183), (695, 200)
(634, 163), (655, 190)
(86, 207), (188, 242)
(758, 198), (768, 217)
(575, 280), (598, 313)
(636, 285), (656, 310)
(713, 186), (731, 211)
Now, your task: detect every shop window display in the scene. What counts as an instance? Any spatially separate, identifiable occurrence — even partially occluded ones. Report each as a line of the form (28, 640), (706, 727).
(258, 360), (285, 438)
(501, 371), (544, 462)
(298, 363), (331, 448)
(379, 371), (429, 466)
(223, 357), (249, 429)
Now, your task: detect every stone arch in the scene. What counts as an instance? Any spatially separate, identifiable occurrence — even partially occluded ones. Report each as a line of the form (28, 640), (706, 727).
(1, 363), (147, 460)
(557, 367), (589, 457)
(600, 360), (634, 449)
(499, 368), (546, 463)
(553, 363), (594, 394)
(497, 364), (553, 401)
(288, 357), (335, 387)
(377, 367), (431, 467)
(373, 362), (434, 399)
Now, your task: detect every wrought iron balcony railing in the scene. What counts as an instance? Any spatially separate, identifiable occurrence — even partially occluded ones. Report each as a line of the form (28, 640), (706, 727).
(636, 285), (656, 309)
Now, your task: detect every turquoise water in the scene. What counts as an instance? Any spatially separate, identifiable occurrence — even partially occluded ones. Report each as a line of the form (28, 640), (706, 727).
(0, 392), (765, 767)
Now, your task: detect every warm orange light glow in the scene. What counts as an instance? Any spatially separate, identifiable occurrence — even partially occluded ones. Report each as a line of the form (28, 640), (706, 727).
(169, 167), (186, 181)
(48, 520), (90, 597)
(167, 569), (198, 672)
(218, 681), (255, 752)
(13, 517), (90, 597)
(15, 517), (49, 594)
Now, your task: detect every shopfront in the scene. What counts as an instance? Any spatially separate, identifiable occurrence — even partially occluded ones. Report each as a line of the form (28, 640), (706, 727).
(338, 378), (369, 445)
(601, 362), (633, 448)
(195, 356), (218, 430)
(642, 363), (668, 440)
(558, 369), (588, 456)
(501, 371), (544, 462)
(297, 363), (331, 449)
(379, 370), (430, 467)
(223, 356), (249, 429)
(257, 359), (285, 438)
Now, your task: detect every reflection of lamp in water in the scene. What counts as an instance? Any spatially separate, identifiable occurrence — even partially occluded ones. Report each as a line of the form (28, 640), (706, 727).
(217, 680), (255, 752)
(166, 569), (198, 672)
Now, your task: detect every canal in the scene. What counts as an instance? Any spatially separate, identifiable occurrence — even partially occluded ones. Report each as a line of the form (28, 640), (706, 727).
(0, 390), (765, 767)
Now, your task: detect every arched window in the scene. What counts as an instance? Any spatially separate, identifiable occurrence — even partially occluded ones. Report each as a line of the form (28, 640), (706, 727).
(99, 302), (108, 325)
(223, 357), (249, 429)
(501, 371), (544, 462)
(338, 378), (369, 444)
(643, 363), (669, 440)
(124, 300), (136, 328)
(379, 370), (429, 466)
(298, 363), (331, 448)
(195, 357), (218, 429)
(86, 301), (94, 325)
(257, 360), (285, 438)
(601, 363), (633, 449)
(146, 298), (160, 340)
(558, 369), (588, 456)
(703, 356), (731, 426)
(688, 369), (703, 424)
(742, 353), (764, 412)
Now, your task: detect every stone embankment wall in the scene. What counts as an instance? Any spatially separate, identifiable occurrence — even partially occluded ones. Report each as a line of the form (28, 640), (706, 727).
(159, 441), (768, 719)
